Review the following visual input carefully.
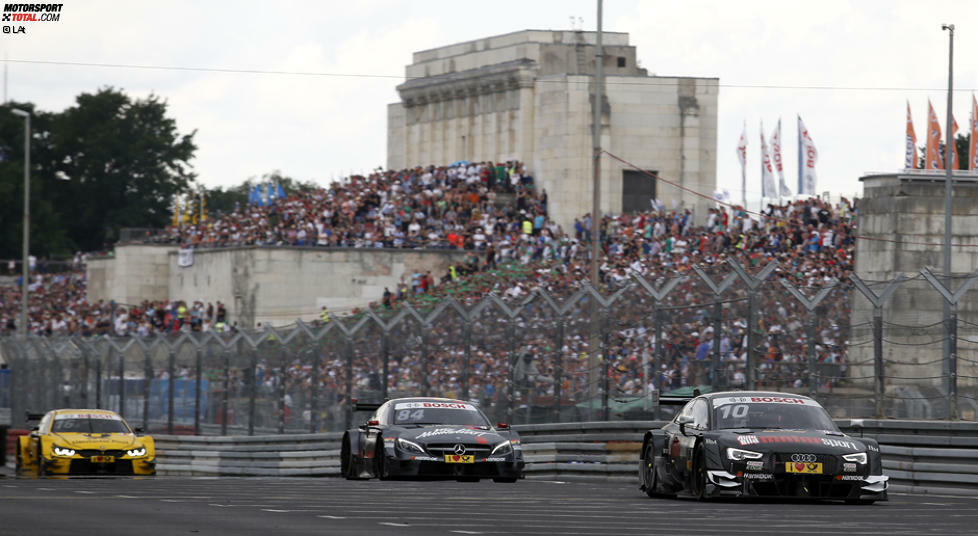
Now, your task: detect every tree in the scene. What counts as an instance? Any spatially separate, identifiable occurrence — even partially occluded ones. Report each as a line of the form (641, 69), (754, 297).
(0, 101), (73, 259)
(917, 133), (970, 170)
(43, 87), (197, 252)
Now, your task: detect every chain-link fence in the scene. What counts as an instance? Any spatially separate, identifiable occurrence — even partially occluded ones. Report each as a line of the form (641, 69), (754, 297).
(2, 259), (977, 435)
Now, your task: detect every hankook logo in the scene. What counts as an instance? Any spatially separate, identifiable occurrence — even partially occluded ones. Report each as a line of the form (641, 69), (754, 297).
(453, 444), (466, 455)
(790, 453), (817, 463)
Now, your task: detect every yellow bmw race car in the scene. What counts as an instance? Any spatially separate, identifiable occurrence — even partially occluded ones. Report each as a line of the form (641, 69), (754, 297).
(16, 409), (156, 476)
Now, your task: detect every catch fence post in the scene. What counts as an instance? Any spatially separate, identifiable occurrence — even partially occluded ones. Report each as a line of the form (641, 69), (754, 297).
(630, 273), (681, 420)
(222, 346), (231, 436)
(344, 334), (354, 430)
(310, 343), (322, 433)
(920, 267), (978, 420)
(195, 345), (203, 435)
(142, 343), (152, 433)
(691, 266), (738, 392)
(248, 347), (257, 436)
(729, 260), (779, 391)
(778, 278), (837, 401)
(167, 348), (175, 435)
(601, 307), (610, 422)
(554, 316), (564, 422)
(850, 274), (905, 419)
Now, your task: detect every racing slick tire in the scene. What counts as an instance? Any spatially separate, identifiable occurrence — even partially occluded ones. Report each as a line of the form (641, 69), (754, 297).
(35, 446), (48, 477)
(690, 445), (707, 500)
(374, 441), (391, 481)
(640, 441), (661, 498)
(492, 477), (518, 483)
(341, 436), (363, 480)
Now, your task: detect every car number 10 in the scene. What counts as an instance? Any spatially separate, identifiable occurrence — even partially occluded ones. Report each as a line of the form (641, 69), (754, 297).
(718, 404), (749, 419)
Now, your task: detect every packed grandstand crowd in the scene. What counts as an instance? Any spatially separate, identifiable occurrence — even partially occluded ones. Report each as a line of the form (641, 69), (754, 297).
(0, 159), (859, 412)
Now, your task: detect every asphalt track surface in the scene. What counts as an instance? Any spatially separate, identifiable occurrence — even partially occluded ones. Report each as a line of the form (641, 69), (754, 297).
(0, 476), (976, 536)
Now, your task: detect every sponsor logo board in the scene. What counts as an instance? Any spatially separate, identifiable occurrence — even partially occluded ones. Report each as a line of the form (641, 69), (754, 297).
(394, 402), (476, 411)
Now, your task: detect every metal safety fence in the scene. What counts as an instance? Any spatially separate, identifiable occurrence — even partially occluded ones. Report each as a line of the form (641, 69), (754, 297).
(2, 259), (977, 435)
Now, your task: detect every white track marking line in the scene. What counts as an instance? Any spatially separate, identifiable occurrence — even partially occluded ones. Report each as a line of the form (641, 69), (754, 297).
(318, 515), (347, 520)
(379, 522), (410, 527)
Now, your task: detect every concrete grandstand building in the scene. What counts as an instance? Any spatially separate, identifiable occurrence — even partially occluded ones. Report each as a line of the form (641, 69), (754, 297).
(387, 29), (719, 229)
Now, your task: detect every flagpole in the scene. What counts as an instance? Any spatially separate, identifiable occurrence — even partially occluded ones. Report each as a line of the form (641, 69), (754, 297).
(797, 115), (803, 195)
(741, 120), (747, 207)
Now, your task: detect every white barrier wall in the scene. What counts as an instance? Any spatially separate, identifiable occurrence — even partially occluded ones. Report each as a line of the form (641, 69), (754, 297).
(88, 245), (469, 328)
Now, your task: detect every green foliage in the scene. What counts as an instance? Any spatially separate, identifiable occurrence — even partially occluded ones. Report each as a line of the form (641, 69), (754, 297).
(916, 133), (970, 170)
(0, 88), (197, 257)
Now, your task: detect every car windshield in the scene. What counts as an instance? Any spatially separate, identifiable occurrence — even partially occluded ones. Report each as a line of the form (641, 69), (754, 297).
(713, 398), (838, 431)
(51, 418), (131, 434)
(392, 402), (490, 427)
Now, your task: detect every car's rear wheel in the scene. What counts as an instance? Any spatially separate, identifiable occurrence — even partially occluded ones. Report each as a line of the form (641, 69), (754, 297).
(341, 435), (358, 480)
(690, 446), (707, 500)
(640, 441), (660, 497)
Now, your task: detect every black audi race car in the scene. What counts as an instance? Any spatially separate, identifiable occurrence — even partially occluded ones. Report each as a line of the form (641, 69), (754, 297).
(639, 391), (888, 503)
(341, 397), (524, 482)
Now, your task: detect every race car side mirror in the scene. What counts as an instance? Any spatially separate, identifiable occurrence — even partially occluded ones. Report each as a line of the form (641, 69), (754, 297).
(134, 426), (144, 434)
(496, 422), (510, 430)
(677, 414), (694, 435)
(30, 425), (39, 432)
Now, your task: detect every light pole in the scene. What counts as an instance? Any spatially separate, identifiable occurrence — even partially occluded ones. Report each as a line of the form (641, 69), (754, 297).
(941, 24), (955, 419)
(11, 108), (30, 339)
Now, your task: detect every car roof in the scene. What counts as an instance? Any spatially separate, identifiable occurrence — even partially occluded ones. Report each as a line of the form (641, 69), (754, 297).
(701, 391), (816, 401)
(51, 408), (122, 416)
(386, 397), (472, 405)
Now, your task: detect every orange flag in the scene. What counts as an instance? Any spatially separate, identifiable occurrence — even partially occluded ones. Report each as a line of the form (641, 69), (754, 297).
(925, 100), (943, 170)
(905, 101), (917, 169)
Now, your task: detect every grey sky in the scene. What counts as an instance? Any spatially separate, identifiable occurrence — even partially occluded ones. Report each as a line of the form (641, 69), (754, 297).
(4, 0), (977, 207)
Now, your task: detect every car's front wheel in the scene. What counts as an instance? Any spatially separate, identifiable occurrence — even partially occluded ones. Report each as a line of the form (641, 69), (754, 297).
(690, 445), (708, 500)
(374, 441), (390, 480)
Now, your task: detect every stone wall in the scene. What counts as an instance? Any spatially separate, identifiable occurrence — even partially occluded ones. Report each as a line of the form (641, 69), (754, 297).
(852, 172), (978, 396)
(88, 245), (469, 328)
(86, 244), (173, 306)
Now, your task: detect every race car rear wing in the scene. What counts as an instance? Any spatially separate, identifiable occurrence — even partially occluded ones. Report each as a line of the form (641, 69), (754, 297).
(351, 399), (385, 412)
(657, 396), (694, 406)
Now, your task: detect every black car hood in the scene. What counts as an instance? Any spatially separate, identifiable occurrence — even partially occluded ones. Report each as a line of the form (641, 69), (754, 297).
(398, 425), (507, 446)
(716, 428), (867, 454)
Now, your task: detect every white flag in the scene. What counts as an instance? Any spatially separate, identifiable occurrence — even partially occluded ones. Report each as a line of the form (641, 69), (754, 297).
(798, 116), (818, 195)
(178, 248), (194, 268)
(771, 118), (791, 197)
(737, 122), (748, 205)
(760, 121), (777, 199)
